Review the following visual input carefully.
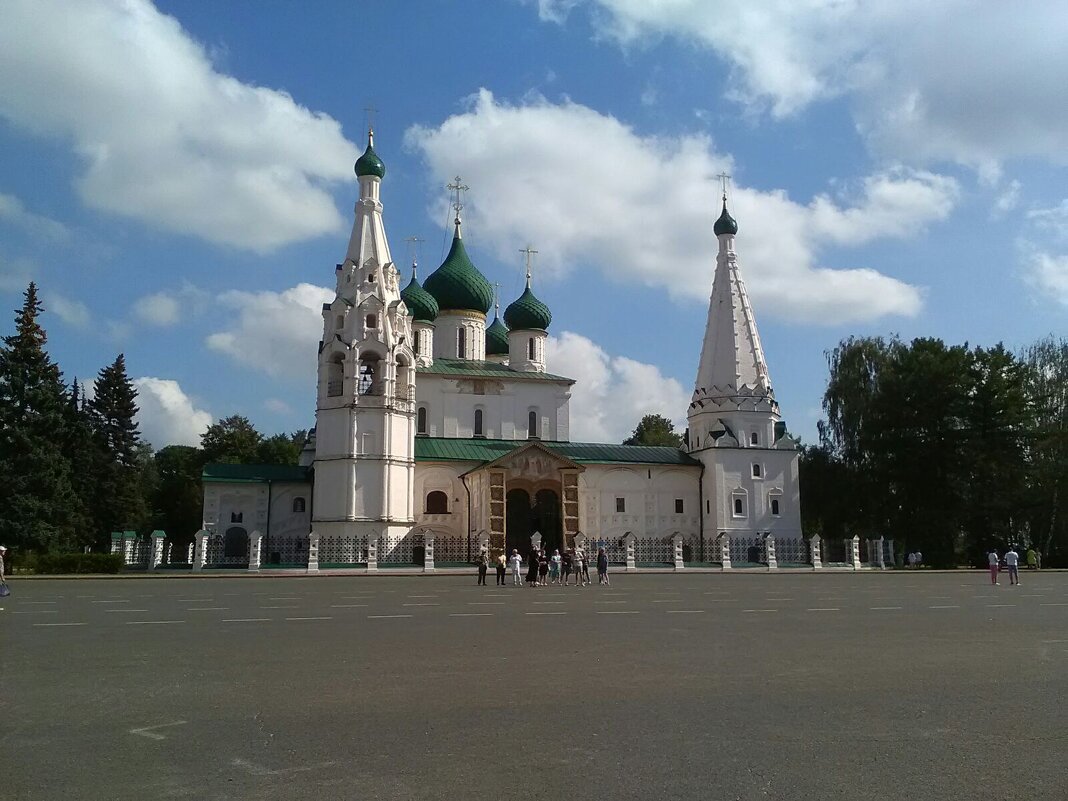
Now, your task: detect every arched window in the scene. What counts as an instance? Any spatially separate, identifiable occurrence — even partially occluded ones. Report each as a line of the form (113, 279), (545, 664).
(292, 497), (306, 513)
(771, 498), (781, 516)
(734, 498), (743, 515)
(336, 315), (344, 331)
(224, 526), (247, 557)
(426, 490), (449, 514)
(752, 463), (762, 478)
(457, 327), (466, 359)
(230, 512), (243, 523)
(366, 313), (377, 329)
(732, 492), (748, 518)
(528, 410), (538, 438)
(327, 355), (344, 397)
(474, 408), (484, 437)
(528, 337), (535, 360)
(413, 329), (421, 353)
(417, 406), (427, 435)
(750, 432), (759, 446)
(396, 355), (411, 400)
(358, 353), (381, 395)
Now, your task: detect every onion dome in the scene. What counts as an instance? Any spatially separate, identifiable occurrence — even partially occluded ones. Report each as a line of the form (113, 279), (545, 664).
(486, 315), (510, 355)
(713, 197), (738, 236)
(400, 264), (439, 323)
(504, 282), (552, 331)
(423, 224), (494, 314)
(354, 130), (386, 179)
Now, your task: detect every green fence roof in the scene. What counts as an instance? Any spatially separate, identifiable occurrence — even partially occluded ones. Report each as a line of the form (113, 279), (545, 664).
(202, 464), (311, 483)
(417, 359), (573, 383)
(414, 437), (700, 466)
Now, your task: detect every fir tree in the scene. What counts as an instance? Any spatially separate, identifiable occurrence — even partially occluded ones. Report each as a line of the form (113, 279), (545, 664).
(0, 284), (79, 551)
(63, 378), (109, 546)
(88, 354), (149, 539)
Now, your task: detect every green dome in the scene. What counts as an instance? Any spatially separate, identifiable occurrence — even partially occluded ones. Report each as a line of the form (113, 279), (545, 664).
(423, 231), (493, 314)
(713, 200), (738, 236)
(486, 315), (510, 355)
(400, 268), (439, 323)
(354, 132), (385, 179)
(504, 285), (552, 331)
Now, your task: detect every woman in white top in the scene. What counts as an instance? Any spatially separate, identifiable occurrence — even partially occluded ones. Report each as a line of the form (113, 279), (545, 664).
(988, 550), (999, 585)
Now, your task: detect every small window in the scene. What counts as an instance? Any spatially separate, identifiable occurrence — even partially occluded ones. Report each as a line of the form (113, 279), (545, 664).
(752, 464), (762, 478)
(751, 432), (758, 446)
(616, 497), (626, 513)
(426, 490), (449, 514)
(474, 408), (484, 437)
(366, 314), (377, 329)
(230, 512), (243, 523)
(457, 327), (466, 359)
(336, 315), (344, 331)
(413, 329), (421, 353)
(417, 406), (427, 435)
(528, 337), (535, 360)
(674, 498), (684, 514)
(367, 272), (375, 282)
(528, 410), (538, 438)
(771, 498), (781, 516)
(293, 497), (306, 513)
(706, 499), (710, 514)
(732, 494), (747, 518)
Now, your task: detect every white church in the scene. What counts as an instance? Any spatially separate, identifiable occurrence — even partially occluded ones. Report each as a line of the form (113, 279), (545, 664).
(198, 131), (802, 570)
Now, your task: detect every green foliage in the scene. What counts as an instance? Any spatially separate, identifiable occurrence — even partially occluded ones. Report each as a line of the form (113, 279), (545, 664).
(623, 414), (683, 447)
(817, 335), (1064, 567)
(18, 551), (124, 574)
(151, 445), (205, 541)
(256, 432), (301, 465)
(201, 414), (264, 464)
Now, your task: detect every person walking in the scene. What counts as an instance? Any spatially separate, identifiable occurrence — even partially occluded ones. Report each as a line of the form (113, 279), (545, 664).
(988, 549), (1000, 586)
(573, 549), (586, 587)
(597, 547), (609, 585)
(538, 550), (549, 586)
(510, 549), (523, 586)
(549, 549), (562, 585)
(0, 545), (9, 602)
(526, 550), (539, 587)
(562, 550), (573, 586)
(496, 552), (507, 586)
(476, 549), (488, 586)
(1026, 547), (1038, 571)
(1004, 546), (1020, 586)
(581, 550), (591, 585)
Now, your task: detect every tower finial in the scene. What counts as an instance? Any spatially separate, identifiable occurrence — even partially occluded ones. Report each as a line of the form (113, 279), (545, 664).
(363, 104), (378, 137)
(494, 281), (501, 317)
(404, 236), (424, 277)
(716, 172), (732, 206)
(519, 245), (538, 289)
(446, 176), (469, 234)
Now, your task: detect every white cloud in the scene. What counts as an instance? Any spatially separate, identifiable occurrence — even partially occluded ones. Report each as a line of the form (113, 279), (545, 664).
(263, 397), (293, 415)
(991, 180), (1022, 220)
(132, 284), (209, 327)
(0, 191), (69, 240)
(205, 283), (333, 380)
(1027, 201), (1068, 241)
(44, 292), (91, 328)
(0, 0), (358, 252)
(406, 90), (939, 324)
(0, 254), (36, 292)
(541, 1), (1068, 170)
(547, 331), (688, 443)
(133, 377), (213, 448)
(1021, 250), (1068, 308)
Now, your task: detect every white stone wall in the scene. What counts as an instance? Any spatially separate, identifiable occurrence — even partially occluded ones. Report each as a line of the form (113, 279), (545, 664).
(579, 465), (701, 540)
(415, 373), (571, 442)
(697, 445), (801, 539)
(507, 330), (546, 372)
(432, 312), (486, 362)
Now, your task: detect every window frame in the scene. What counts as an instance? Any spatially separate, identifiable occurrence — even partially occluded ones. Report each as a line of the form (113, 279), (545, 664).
(416, 406), (428, 435)
(615, 497), (626, 514)
(425, 490), (449, 514)
(674, 498), (684, 514)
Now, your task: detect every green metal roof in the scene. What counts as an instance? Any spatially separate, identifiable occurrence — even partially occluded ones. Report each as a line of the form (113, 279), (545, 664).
(485, 315), (510, 355)
(503, 284), (552, 331)
(354, 132), (385, 179)
(423, 231), (494, 314)
(400, 268), (439, 323)
(202, 464), (311, 483)
(714, 199), (738, 236)
(417, 358), (573, 383)
(414, 437), (700, 466)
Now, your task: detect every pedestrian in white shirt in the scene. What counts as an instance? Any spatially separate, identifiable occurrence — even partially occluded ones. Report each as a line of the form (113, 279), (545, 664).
(510, 549), (523, 586)
(1004, 547), (1020, 585)
(988, 550), (1000, 586)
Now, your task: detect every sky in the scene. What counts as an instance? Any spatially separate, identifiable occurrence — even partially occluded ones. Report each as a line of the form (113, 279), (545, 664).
(0, 0), (1065, 449)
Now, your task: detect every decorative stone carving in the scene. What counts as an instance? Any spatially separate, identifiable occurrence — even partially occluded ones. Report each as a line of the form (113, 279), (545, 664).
(249, 530), (262, 572)
(718, 533), (731, 570)
(810, 534), (822, 570)
(764, 533), (777, 570)
(367, 536), (378, 572)
(193, 529), (209, 572)
(307, 531), (320, 573)
(424, 532), (436, 572)
(672, 532), (685, 570)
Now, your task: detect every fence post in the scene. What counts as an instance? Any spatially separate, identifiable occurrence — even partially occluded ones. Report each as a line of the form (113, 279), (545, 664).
(886, 538), (896, 568)
(306, 531), (319, 573)
(849, 535), (860, 570)
(110, 532), (123, 555)
(875, 536), (885, 569)
(150, 531), (165, 571)
(367, 536), (378, 572)
(672, 533), (685, 570)
(193, 529), (208, 572)
(423, 532), (435, 572)
(623, 532), (636, 571)
(764, 533), (778, 570)
(718, 533), (731, 570)
(187, 541), (195, 564)
(248, 530), (262, 572)
(810, 534), (822, 570)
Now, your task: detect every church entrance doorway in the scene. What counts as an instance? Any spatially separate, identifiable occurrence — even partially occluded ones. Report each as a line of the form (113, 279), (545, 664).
(506, 488), (532, 558)
(533, 488), (563, 556)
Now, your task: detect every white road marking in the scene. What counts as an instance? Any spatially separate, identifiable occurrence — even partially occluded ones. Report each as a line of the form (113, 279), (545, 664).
(285, 616), (332, 621)
(450, 613), (493, 617)
(106, 609), (150, 613)
(987, 604), (1016, 608)
(368, 614), (412, 619)
(666, 610), (704, 614)
(742, 609), (778, 613)
(223, 618), (271, 623)
(92, 600), (130, 604)
(403, 603), (439, 607)
(408, 595), (438, 598)
(176, 598), (213, 602)
(929, 605), (960, 609)
(260, 605), (300, 609)
(186, 607), (228, 611)
(125, 620), (185, 625)
(1041, 639), (1068, 644)
(129, 721), (187, 740)
(652, 599), (681, 603)
(19, 601), (57, 605)
(597, 610), (639, 615)
(468, 602), (504, 606)
(870, 606), (904, 610)
(13, 610), (58, 614)
(807, 608), (840, 612)
(526, 611), (567, 615)
(532, 601), (565, 605)
(595, 600), (626, 604)
(267, 597), (300, 601)
(1040, 603), (1068, 607)
(232, 757), (338, 777)
(33, 622), (87, 627)
(766, 598), (794, 601)
(330, 604), (368, 608)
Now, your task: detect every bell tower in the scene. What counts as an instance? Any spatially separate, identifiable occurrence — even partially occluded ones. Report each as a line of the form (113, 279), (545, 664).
(312, 130), (417, 543)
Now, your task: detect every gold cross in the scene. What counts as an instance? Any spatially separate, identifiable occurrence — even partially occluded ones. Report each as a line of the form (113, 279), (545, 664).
(446, 176), (469, 216)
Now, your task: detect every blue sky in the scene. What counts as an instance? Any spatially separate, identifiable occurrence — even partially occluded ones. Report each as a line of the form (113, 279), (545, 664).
(1, 0), (1065, 448)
